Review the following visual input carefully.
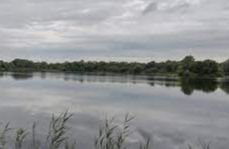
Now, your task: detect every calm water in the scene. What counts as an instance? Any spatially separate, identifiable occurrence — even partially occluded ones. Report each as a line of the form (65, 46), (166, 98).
(0, 72), (229, 149)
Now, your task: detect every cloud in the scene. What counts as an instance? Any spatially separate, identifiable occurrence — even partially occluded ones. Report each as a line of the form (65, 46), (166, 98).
(0, 0), (228, 61)
(142, 2), (158, 15)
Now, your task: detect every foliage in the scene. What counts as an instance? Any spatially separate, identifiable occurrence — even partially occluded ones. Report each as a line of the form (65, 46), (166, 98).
(94, 114), (135, 149)
(222, 59), (229, 75)
(0, 55), (226, 77)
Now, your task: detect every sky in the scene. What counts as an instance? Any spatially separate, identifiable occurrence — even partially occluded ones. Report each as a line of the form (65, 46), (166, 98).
(0, 0), (229, 62)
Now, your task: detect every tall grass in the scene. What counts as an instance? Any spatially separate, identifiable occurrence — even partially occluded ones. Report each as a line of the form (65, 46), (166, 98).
(94, 114), (136, 149)
(0, 111), (212, 149)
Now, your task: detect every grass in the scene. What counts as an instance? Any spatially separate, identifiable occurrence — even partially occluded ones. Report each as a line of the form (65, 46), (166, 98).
(0, 111), (212, 149)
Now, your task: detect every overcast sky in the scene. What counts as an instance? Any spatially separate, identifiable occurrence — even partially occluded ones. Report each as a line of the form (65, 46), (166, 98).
(0, 0), (229, 62)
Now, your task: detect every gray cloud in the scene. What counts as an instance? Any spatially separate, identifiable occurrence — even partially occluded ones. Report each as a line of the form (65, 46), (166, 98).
(0, 0), (228, 62)
(142, 2), (158, 15)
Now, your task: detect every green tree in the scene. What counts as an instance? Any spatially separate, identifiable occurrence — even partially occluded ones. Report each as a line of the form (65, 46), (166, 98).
(191, 60), (221, 77)
(222, 59), (229, 75)
(179, 55), (195, 76)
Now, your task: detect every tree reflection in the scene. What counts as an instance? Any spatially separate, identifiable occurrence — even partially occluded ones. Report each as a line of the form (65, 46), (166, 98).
(180, 79), (194, 95)
(147, 77), (221, 95)
(180, 78), (218, 95)
(3, 73), (229, 95)
(220, 82), (229, 94)
(0, 72), (4, 78)
(11, 73), (33, 80)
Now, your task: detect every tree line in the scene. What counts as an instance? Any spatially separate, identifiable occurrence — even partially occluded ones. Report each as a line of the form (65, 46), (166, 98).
(0, 56), (229, 77)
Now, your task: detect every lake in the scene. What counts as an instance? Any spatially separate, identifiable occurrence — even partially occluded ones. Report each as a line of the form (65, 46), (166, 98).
(0, 72), (229, 149)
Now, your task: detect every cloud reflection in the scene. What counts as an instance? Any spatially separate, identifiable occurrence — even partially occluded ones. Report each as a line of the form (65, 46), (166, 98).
(0, 73), (229, 149)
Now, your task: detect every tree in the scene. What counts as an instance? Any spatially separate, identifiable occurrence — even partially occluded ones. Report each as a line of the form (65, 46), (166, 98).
(222, 59), (229, 75)
(181, 55), (195, 69)
(179, 55), (195, 76)
(191, 60), (221, 77)
(11, 59), (34, 68)
(0, 56), (223, 77)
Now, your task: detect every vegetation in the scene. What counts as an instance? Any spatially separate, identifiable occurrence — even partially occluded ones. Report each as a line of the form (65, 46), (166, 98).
(178, 56), (222, 77)
(222, 59), (229, 75)
(0, 56), (227, 78)
(0, 111), (148, 149)
(0, 111), (216, 149)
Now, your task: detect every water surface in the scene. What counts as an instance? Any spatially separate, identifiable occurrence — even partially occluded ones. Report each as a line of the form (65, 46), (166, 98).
(0, 72), (229, 149)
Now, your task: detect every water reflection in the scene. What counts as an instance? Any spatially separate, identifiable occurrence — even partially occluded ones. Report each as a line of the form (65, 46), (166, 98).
(1, 72), (229, 95)
(0, 72), (228, 149)
(11, 73), (33, 80)
(180, 78), (218, 95)
(147, 76), (228, 95)
(220, 82), (229, 94)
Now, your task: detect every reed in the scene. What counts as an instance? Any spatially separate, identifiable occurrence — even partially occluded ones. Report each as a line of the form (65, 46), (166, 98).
(0, 111), (211, 149)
